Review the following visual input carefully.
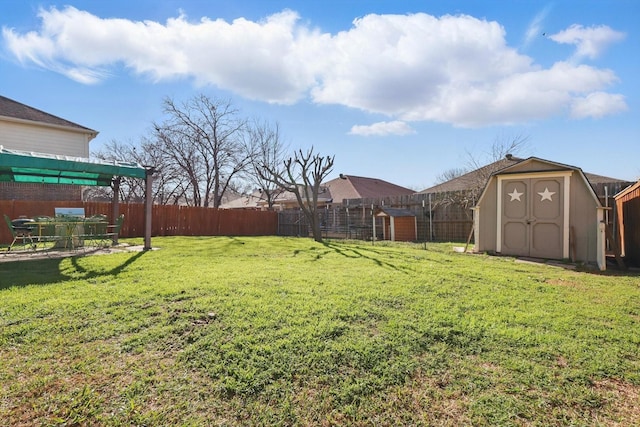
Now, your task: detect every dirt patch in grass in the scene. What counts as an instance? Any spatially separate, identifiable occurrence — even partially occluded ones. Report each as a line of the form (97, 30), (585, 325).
(546, 278), (587, 290)
(593, 378), (640, 426)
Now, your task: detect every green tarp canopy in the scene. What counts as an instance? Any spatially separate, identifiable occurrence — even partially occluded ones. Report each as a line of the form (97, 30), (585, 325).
(0, 147), (146, 186)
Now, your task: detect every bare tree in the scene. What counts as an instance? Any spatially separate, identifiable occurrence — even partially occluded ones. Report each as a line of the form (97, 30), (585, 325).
(432, 132), (531, 216)
(152, 94), (251, 207)
(137, 136), (192, 205)
(434, 167), (469, 185)
(89, 138), (182, 204)
(260, 147), (334, 242)
(465, 132), (531, 174)
(88, 139), (148, 202)
(246, 119), (288, 208)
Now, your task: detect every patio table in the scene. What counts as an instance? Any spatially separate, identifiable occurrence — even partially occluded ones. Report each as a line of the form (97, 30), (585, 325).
(31, 218), (109, 250)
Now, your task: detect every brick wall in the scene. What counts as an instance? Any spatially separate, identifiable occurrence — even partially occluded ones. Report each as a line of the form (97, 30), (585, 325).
(0, 183), (81, 201)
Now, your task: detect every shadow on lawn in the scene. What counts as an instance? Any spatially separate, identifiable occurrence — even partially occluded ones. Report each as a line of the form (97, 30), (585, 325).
(320, 241), (411, 272)
(0, 251), (146, 290)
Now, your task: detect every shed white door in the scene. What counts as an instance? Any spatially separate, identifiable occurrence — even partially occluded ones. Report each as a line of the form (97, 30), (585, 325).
(501, 177), (564, 259)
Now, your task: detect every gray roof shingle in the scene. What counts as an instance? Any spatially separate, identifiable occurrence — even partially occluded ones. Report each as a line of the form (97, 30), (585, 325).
(0, 95), (97, 134)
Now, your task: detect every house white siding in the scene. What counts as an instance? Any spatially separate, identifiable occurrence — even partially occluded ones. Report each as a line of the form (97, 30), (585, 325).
(0, 120), (90, 157)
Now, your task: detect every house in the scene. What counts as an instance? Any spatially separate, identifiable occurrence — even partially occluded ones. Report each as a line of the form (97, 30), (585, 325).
(325, 174), (415, 206)
(221, 175), (414, 210)
(0, 95), (98, 201)
(614, 180), (640, 267)
(473, 157), (609, 270)
(221, 185), (333, 210)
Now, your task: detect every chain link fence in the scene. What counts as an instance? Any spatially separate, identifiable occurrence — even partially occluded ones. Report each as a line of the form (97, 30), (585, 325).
(277, 192), (474, 242)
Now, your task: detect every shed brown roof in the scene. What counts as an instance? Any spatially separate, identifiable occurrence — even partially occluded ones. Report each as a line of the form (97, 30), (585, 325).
(0, 95), (97, 134)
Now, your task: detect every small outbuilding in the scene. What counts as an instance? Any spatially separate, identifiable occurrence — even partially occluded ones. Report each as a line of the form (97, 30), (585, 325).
(375, 208), (417, 242)
(614, 180), (640, 267)
(472, 157), (607, 270)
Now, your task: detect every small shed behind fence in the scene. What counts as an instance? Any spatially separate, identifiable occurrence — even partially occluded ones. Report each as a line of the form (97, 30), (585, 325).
(615, 180), (640, 267)
(375, 208), (417, 242)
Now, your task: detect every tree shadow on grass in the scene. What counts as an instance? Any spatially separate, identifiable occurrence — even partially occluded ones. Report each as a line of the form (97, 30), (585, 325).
(320, 241), (411, 273)
(0, 251), (146, 290)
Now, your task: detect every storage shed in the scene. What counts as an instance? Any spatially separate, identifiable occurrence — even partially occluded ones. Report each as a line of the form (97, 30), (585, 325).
(375, 208), (417, 242)
(614, 180), (640, 267)
(472, 157), (607, 270)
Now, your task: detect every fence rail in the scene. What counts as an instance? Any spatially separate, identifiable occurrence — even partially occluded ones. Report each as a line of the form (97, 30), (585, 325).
(277, 207), (473, 242)
(1, 201), (277, 244)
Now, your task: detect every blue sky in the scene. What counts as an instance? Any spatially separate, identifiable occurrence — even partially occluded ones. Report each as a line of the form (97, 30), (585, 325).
(1, 0), (638, 190)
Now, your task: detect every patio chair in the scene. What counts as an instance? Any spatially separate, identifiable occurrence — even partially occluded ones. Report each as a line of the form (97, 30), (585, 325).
(4, 214), (35, 251)
(91, 214), (124, 247)
(81, 216), (109, 248)
(105, 214), (125, 245)
(32, 218), (62, 251)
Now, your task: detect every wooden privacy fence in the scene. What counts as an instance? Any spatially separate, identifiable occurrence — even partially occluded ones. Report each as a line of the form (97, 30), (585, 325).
(1, 201), (277, 244)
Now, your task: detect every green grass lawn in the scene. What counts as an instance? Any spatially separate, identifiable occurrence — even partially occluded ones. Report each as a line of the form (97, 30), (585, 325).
(1, 236), (639, 426)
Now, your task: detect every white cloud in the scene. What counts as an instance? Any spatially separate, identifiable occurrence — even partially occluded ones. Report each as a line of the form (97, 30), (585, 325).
(1, 7), (628, 127)
(523, 4), (552, 48)
(549, 24), (626, 61)
(349, 121), (415, 136)
(570, 92), (627, 119)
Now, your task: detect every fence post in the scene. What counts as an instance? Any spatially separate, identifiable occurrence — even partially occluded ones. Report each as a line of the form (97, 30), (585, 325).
(144, 169), (154, 250)
(428, 193), (433, 242)
(371, 204), (375, 245)
(112, 177), (121, 244)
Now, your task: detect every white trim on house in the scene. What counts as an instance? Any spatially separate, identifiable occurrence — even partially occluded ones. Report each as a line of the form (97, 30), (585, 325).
(389, 216), (395, 241)
(472, 206), (480, 252)
(597, 207), (607, 270)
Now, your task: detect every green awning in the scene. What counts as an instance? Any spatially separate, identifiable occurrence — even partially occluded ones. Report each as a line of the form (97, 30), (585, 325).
(0, 147), (147, 186)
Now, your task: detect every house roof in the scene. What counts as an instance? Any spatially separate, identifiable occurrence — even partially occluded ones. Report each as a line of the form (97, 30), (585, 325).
(0, 95), (97, 136)
(325, 174), (414, 204)
(220, 175), (413, 209)
(220, 192), (267, 209)
(419, 156), (524, 193)
(220, 186), (332, 209)
(272, 185), (333, 205)
(583, 172), (632, 185)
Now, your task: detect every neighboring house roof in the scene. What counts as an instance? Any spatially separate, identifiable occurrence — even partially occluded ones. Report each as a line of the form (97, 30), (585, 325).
(220, 186), (332, 209)
(325, 174), (414, 204)
(419, 155), (523, 193)
(272, 185), (333, 206)
(0, 95), (97, 136)
(583, 172), (632, 185)
(220, 175), (413, 209)
(220, 192), (267, 209)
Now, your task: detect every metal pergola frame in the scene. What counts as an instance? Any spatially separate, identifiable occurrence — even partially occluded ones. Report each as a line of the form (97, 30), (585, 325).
(0, 146), (155, 249)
